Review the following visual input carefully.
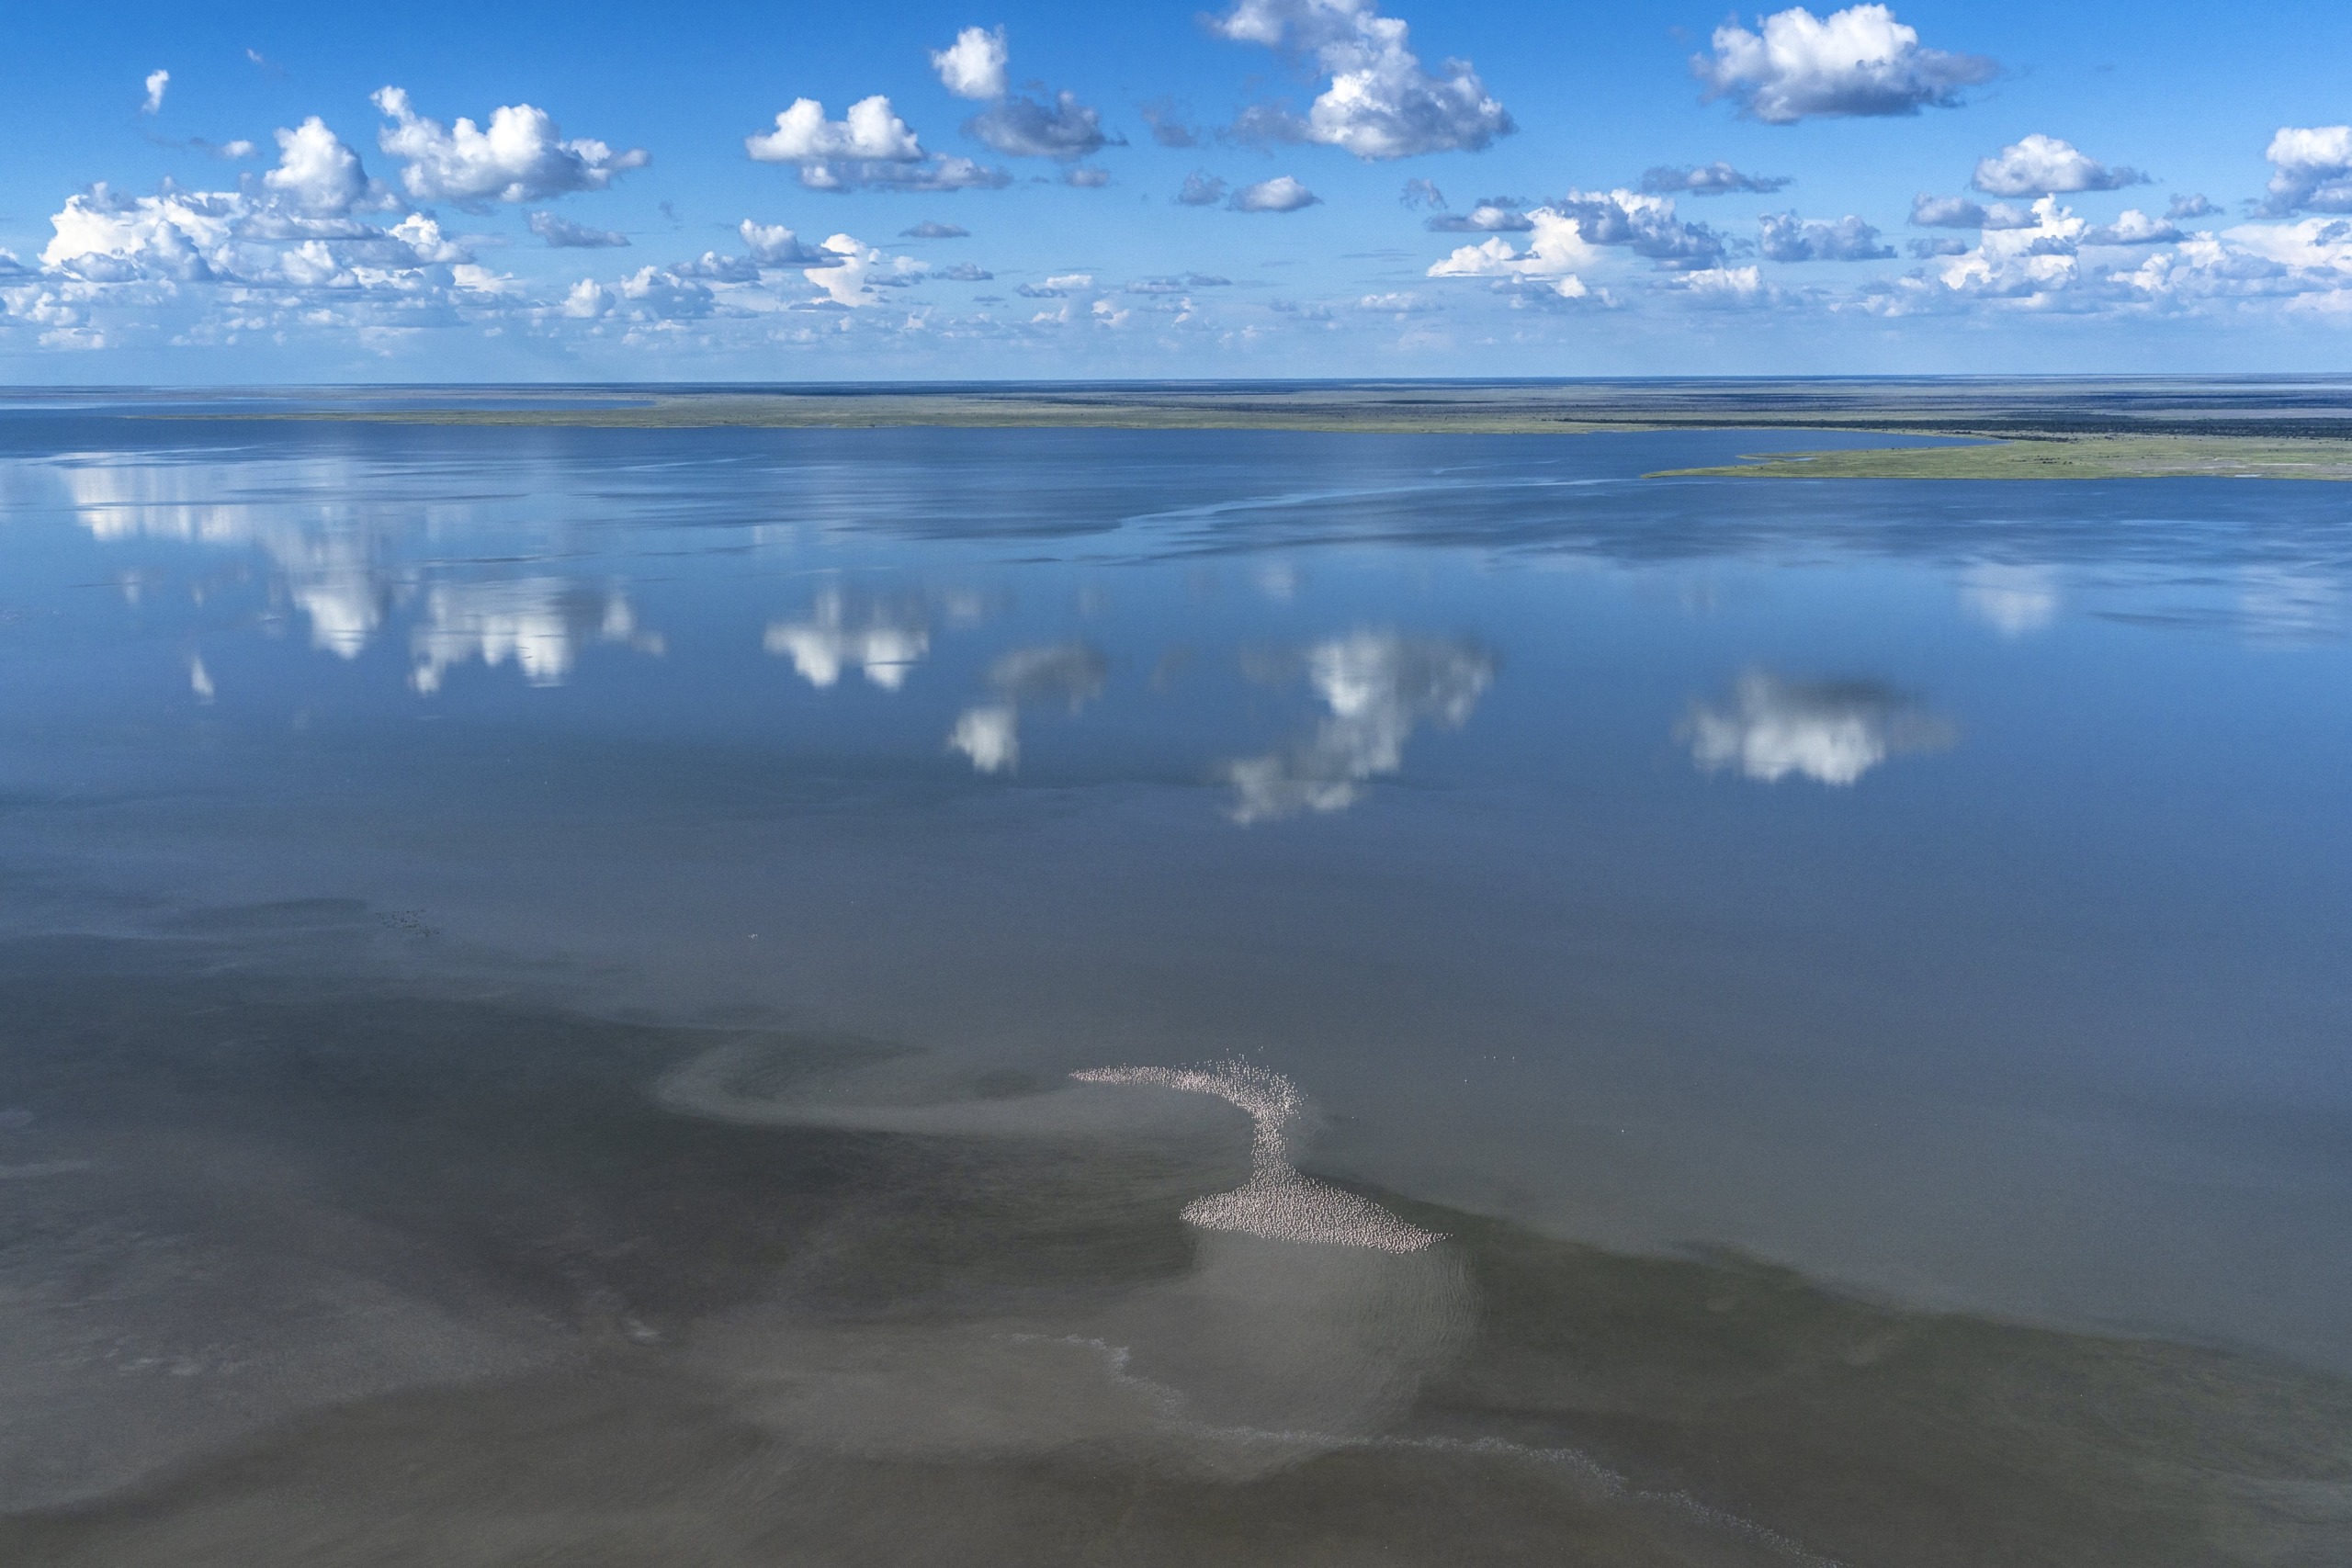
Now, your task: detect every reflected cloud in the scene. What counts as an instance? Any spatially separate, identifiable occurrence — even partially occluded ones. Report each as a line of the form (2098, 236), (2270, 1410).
(1684, 672), (1953, 786)
(410, 579), (661, 694)
(1960, 563), (2061, 637)
(1220, 632), (1493, 822)
(947, 642), (1109, 773)
(2236, 566), (2342, 645)
(947, 703), (1021, 772)
(58, 457), (395, 659)
(763, 587), (931, 690)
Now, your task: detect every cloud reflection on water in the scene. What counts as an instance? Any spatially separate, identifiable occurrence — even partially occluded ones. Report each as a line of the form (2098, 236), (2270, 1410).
(948, 642), (1110, 773)
(58, 456), (396, 659)
(1684, 672), (1953, 786)
(1959, 562), (2061, 637)
(1221, 632), (1494, 822)
(763, 587), (932, 690)
(410, 579), (662, 694)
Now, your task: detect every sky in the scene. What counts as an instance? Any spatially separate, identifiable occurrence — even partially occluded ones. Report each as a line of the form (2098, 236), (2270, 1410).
(5, 0), (2352, 381)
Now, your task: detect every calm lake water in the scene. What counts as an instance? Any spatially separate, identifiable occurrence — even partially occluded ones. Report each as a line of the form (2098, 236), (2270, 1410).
(3, 402), (2348, 1563)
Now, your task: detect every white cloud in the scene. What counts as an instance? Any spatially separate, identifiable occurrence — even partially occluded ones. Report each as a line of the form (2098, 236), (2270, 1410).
(2263, 126), (2352, 215)
(264, 118), (374, 217)
(901, 220), (969, 239)
(748, 96), (920, 164)
(1016, 272), (1095, 297)
(805, 233), (926, 306)
(1426, 197), (1534, 233)
(388, 213), (468, 264)
(615, 265), (712, 318)
(1211, 0), (1513, 159)
(373, 86), (647, 206)
(739, 220), (828, 265)
(1684, 672), (1951, 785)
(1231, 175), (1320, 212)
(1548, 189), (1727, 269)
(41, 186), (235, 281)
(1668, 265), (1781, 307)
(529, 210), (628, 248)
(1758, 211), (1894, 262)
(1641, 162), (1792, 197)
(746, 96), (1009, 191)
(141, 70), (169, 117)
(763, 587), (929, 689)
(2080, 209), (2180, 246)
(1929, 196), (2086, 299)
(1220, 633), (1492, 821)
(932, 25), (1009, 100)
(1693, 6), (1996, 124)
(1427, 209), (1595, 298)
(929, 26), (1114, 161)
(1972, 134), (2144, 197)
(1427, 189), (1724, 288)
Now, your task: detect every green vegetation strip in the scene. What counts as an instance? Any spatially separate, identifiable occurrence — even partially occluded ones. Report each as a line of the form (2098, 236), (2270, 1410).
(1651, 434), (2352, 481)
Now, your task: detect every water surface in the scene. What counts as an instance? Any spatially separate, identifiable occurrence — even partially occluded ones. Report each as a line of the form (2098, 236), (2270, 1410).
(2, 403), (2348, 1562)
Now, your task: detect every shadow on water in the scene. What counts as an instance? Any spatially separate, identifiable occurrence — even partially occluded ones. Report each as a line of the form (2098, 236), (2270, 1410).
(1, 916), (2346, 1566)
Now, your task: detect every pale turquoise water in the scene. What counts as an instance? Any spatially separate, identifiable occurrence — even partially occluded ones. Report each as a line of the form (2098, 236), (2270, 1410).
(2, 401), (2348, 1562)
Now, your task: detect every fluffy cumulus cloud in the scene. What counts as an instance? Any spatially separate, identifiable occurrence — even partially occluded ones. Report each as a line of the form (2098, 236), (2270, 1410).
(1758, 211), (1894, 261)
(1220, 633), (1492, 821)
(1547, 189), (1727, 269)
(262, 118), (378, 216)
(1211, 0), (1513, 159)
(1684, 673), (1951, 785)
(141, 70), (169, 116)
(739, 220), (830, 265)
(931, 25), (1009, 100)
(1428, 209), (1598, 298)
(2263, 126), (2352, 215)
(1231, 175), (1321, 212)
(30, 112), (479, 306)
(803, 233), (926, 306)
(1667, 265), (1784, 308)
(1641, 162), (1790, 197)
(1972, 134), (2145, 197)
(930, 25), (1114, 161)
(745, 96), (1009, 191)
(2080, 209), (2181, 246)
(373, 87), (647, 206)
(1694, 5), (1996, 124)
(1917, 196), (2087, 301)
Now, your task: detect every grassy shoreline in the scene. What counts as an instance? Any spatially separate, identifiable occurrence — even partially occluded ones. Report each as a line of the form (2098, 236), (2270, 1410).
(139, 383), (2352, 479)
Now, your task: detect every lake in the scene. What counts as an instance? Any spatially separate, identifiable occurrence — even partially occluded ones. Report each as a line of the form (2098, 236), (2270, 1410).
(2, 400), (2347, 1563)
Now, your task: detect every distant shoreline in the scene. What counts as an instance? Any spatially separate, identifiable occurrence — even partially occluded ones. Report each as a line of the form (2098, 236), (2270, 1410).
(115, 382), (2352, 479)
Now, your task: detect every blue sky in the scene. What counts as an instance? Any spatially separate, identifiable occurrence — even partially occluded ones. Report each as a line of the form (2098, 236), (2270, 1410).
(6, 1), (2352, 380)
